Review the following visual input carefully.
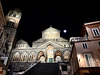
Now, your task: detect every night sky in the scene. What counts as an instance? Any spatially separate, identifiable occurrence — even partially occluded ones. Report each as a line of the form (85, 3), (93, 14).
(1, 0), (100, 46)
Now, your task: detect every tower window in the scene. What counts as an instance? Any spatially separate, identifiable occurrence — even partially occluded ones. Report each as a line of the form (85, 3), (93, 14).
(13, 13), (16, 17)
(98, 42), (100, 46)
(82, 43), (88, 49)
(6, 21), (15, 28)
(92, 28), (100, 37)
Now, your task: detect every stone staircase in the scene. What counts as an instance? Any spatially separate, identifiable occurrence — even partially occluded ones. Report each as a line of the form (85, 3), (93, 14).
(23, 63), (59, 75)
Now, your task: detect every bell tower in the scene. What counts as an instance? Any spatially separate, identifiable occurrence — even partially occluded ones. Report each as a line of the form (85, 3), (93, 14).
(3, 9), (22, 53)
(5, 8), (22, 28)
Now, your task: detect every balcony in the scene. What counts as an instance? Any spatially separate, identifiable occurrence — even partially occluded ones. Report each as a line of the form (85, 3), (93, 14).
(70, 37), (88, 43)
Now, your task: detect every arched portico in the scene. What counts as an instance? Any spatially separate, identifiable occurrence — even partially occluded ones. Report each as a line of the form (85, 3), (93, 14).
(37, 51), (45, 63)
(54, 50), (62, 62)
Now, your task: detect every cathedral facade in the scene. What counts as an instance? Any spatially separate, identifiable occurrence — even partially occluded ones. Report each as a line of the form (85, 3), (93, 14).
(10, 26), (71, 71)
(0, 3), (72, 73)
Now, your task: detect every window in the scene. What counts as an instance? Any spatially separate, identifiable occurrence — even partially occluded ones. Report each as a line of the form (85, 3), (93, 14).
(84, 53), (95, 67)
(61, 66), (67, 71)
(22, 45), (24, 47)
(82, 43), (88, 49)
(28, 52), (36, 62)
(13, 52), (20, 62)
(21, 52), (28, 62)
(47, 45), (53, 63)
(64, 45), (66, 47)
(92, 28), (100, 36)
(13, 13), (16, 17)
(6, 21), (15, 27)
(56, 39), (58, 41)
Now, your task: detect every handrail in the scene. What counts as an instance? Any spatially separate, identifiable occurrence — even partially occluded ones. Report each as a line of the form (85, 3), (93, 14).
(21, 62), (40, 75)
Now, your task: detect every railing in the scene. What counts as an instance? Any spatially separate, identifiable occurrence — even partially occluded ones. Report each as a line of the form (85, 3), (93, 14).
(20, 62), (40, 75)
(70, 37), (88, 42)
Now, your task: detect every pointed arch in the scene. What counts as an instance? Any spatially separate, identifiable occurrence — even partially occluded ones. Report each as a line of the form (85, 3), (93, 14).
(47, 44), (53, 50)
(47, 44), (54, 63)
(28, 52), (36, 62)
(12, 52), (20, 62)
(55, 50), (62, 62)
(38, 51), (45, 63)
(64, 51), (70, 60)
(20, 52), (28, 62)
(55, 50), (62, 57)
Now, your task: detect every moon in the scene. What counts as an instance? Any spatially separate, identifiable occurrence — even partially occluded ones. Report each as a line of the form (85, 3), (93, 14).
(63, 29), (67, 33)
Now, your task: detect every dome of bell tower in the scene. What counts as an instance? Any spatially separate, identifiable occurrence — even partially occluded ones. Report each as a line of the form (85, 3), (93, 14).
(7, 8), (22, 19)
(5, 8), (22, 28)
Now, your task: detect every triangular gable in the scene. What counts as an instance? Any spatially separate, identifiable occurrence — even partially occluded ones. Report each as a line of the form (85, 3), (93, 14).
(37, 41), (63, 48)
(15, 39), (32, 49)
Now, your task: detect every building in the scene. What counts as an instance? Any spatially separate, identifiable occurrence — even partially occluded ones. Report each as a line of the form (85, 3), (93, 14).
(10, 26), (72, 72)
(70, 21), (100, 75)
(0, 1), (22, 75)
